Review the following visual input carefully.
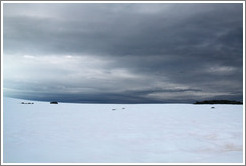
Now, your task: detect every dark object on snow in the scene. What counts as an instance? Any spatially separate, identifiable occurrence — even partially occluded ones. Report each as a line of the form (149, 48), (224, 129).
(112, 109), (116, 111)
(122, 107), (125, 109)
(50, 101), (58, 104)
(194, 100), (243, 105)
(21, 102), (34, 104)
(211, 107), (215, 109)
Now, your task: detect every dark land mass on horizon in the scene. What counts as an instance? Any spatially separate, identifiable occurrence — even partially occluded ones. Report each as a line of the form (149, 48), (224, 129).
(194, 100), (243, 105)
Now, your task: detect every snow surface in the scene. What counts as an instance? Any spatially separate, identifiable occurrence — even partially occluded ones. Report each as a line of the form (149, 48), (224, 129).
(3, 97), (244, 163)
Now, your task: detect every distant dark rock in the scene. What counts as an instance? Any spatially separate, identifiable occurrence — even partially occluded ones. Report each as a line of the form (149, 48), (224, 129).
(21, 102), (34, 104)
(194, 100), (243, 105)
(50, 101), (58, 104)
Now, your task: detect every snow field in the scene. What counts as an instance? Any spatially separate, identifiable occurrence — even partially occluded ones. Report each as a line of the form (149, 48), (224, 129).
(3, 97), (243, 163)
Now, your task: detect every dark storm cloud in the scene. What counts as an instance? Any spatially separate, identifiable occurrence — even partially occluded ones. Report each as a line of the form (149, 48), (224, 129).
(3, 3), (243, 103)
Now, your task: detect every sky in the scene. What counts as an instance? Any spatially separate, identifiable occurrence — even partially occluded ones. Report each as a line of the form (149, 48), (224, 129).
(2, 3), (244, 103)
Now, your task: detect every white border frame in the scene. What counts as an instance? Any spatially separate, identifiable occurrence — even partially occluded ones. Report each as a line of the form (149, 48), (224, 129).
(1, 1), (245, 165)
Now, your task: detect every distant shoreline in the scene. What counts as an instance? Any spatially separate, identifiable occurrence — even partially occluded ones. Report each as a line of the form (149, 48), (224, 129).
(194, 100), (243, 105)
(3, 96), (244, 105)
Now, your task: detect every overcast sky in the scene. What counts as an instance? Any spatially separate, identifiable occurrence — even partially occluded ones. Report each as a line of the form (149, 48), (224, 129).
(3, 3), (243, 103)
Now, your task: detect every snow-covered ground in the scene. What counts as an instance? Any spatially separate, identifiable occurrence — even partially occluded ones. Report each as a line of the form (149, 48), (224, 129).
(2, 97), (244, 163)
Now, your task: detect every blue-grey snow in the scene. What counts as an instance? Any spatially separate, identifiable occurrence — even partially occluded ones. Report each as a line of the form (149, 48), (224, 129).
(3, 97), (243, 163)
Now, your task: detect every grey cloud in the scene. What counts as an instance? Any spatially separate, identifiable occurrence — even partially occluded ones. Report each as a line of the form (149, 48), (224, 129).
(3, 3), (243, 103)
(4, 4), (242, 55)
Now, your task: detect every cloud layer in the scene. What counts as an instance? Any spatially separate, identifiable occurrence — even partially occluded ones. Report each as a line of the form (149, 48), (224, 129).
(3, 3), (243, 103)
